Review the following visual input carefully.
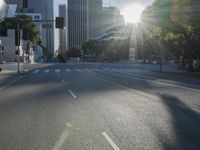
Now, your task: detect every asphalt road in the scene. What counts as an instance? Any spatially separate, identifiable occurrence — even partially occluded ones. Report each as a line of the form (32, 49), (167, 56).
(0, 63), (200, 150)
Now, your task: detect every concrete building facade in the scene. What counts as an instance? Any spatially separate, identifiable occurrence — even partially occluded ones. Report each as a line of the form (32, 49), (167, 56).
(68, 0), (125, 49)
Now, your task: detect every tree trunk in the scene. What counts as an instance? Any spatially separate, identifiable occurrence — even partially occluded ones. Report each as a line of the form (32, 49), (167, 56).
(188, 56), (193, 72)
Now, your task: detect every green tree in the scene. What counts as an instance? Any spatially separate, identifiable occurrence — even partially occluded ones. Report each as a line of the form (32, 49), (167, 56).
(141, 0), (200, 71)
(57, 52), (69, 63)
(82, 39), (97, 55)
(70, 46), (81, 58)
(0, 15), (40, 44)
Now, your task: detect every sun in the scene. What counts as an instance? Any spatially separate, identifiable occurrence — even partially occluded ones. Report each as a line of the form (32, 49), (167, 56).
(122, 4), (145, 23)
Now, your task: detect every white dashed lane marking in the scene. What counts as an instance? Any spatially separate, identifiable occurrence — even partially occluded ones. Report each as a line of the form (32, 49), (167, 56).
(102, 132), (120, 150)
(68, 89), (77, 99)
(85, 69), (91, 71)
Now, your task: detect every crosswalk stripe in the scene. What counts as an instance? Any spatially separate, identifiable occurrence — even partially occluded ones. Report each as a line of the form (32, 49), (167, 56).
(66, 69), (71, 72)
(55, 69), (61, 73)
(103, 68), (110, 71)
(24, 69), (29, 72)
(94, 69), (102, 72)
(44, 69), (49, 73)
(33, 69), (40, 74)
(75, 69), (82, 72)
(85, 69), (91, 71)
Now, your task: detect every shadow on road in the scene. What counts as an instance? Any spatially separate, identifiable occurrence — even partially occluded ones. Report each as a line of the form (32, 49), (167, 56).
(156, 94), (200, 150)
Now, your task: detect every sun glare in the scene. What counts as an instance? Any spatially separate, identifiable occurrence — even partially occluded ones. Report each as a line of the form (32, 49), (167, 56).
(122, 4), (145, 23)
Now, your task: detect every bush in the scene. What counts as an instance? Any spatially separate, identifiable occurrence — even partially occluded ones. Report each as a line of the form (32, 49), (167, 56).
(57, 52), (69, 63)
(69, 46), (81, 58)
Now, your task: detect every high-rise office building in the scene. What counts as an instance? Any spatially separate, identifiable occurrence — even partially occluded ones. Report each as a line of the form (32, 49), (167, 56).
(68, 0), (103, 49)
(101, 7), (125, 33)
(68, 0), (89, 50)
(88, 0), (103, 38)
(59, 4), (67, 52)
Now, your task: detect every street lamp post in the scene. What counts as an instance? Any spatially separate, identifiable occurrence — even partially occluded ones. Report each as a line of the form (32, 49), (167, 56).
(16, 0), (20, 73)
(129, 23), (137, 63)
(0, 39), (2, 63)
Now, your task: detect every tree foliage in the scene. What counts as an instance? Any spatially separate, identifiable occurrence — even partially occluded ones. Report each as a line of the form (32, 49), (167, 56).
(0, 15), (40, 44)
(69, 46), (81, 58)
(140, 0), (200, 71)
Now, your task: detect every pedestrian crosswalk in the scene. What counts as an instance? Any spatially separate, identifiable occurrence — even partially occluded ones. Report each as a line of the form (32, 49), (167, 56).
(44, 69), (49, 73)
(55, 69), (61, 73)
(31, 68), (133, 74)
(75, 69), (82, 72)
(66, 69), (71, 72)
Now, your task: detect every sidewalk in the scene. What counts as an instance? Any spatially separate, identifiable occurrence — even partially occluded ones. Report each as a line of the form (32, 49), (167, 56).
(133, 63), (186, 73)
(114, 60), (194, 74)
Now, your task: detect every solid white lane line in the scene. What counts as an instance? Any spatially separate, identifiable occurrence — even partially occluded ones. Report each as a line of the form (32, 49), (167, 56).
(66, 69), (71, 72)
(102, 132), (120, 150)
(55, 69), (61, 73)
(44, 69), (49, 73)
(33, 69), (40, 74)
(75, 69), (82, 72)
(68, 89), (77, 99)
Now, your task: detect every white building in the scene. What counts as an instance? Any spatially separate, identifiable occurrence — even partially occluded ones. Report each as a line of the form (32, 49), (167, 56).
(0, 0), (8, 19)
(1, 30), (23, 62)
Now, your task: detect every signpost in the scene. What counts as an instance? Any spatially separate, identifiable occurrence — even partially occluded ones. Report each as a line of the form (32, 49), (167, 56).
(0, 39), (2, 63)
(129, 48), (136, 62)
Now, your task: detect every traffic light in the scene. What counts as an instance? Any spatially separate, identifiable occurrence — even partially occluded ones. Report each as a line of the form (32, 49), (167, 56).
(23, 0), (28, 9)
(15, 29), (20, 46)
(55, 17), (64, 29)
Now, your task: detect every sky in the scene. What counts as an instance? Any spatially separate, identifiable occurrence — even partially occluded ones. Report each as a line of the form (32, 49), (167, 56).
(103, 0), (155, 11)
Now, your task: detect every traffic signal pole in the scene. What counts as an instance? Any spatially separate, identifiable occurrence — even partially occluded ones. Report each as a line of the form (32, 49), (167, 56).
(17, 0), (20, 73)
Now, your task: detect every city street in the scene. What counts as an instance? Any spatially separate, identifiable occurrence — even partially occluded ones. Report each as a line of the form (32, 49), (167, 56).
(0, 63), (200, 150)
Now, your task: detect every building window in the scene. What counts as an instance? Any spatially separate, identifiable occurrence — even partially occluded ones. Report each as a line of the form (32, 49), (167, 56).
(34, 15), (41, 20)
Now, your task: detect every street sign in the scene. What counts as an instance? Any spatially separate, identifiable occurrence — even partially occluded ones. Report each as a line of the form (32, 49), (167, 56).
(129, 48), (136, 61)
